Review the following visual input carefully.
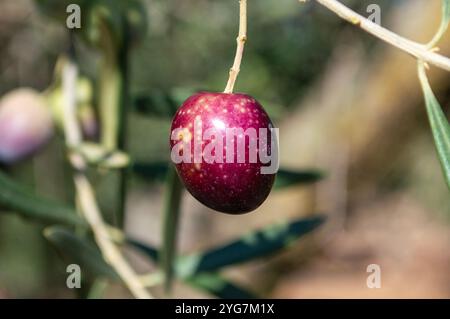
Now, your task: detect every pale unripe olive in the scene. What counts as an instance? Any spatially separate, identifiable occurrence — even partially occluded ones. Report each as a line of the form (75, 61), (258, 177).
(0, 88), (54, 163)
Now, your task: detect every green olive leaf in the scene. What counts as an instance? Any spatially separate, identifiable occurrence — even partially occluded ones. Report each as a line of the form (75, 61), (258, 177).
(44, 226), (119, 281)
(0, 170), (85, 227)
(428, 0), (450, 47)
(176, 215), (324, 276)
(186, 273), (256, 299)
(418, 62), (450, 190)
(129, 215), (324, 277)
(274, 168), (324, 189)
(132, 161), (323, 188)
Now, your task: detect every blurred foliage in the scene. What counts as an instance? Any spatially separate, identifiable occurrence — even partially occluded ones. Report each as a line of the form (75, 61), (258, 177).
(0, 0), (449, 298)
(0, 170), (84, 227)
(44, 226), (119, 281)
(186, 273), (256, 299)
(36, 0), (147, 47)
(128, 0), (393, 106)
(1, 0), (334, 297)
(174, 216), (324, 277)
(132, 161), (323, 188)
(129, 215), (324, 298)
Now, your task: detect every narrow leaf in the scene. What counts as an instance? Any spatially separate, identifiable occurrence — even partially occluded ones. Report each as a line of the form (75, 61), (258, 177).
(44, 226), (119, 281)
(129, 216), (324, 283)
(160, 166), (184, 292)
(127, 238), (159, 260)
(132, 162), (323, 189)
(176, 216), (324, 277)
(444, 0), (450, 22)
(418, 63), (450, 189)
(126, 240), (256, 298)
(132, 88), (285, 120)
(186, 273), (256, 299)
(0, 170), (85, 227)
(428, 0), (450, 47)
(274, 168), (323, 189)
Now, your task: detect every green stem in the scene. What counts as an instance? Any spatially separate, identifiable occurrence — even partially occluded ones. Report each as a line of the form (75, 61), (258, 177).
(0, 170), (85, 227)
(99, 59), (121, 151)
(160, 166), (183, 293)
(117, 21), (131, 229)
(87, 278), (109, 299)
(97, 19), (130, 228)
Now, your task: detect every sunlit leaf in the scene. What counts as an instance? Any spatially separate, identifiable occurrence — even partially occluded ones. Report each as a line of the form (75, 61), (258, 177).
(418, 63), (450, 189)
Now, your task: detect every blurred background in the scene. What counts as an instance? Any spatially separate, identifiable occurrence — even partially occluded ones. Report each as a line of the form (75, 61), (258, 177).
(0, 0), (449, 298)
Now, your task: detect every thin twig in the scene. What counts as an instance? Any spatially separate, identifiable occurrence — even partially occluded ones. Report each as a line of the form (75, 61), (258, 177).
(303, 0), (450, 72)
(224, 0), (247, 93)
(61, 57), (152, 299)
(73, 174), (152, 299)
(117, 20), (131, 229)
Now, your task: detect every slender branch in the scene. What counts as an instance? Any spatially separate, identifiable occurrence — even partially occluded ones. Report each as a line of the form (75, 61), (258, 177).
(61, 57), (152, 299)
(73, 174), (152, 299)
(117, 20), (131, 229)
(304, 0), (450, 72)
(427, 20), (449, 50)
(224, 0), (248, 93)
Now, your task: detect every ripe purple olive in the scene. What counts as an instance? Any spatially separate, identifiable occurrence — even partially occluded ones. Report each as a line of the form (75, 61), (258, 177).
(0, 89), (54, 164)
(170, 92), (277, 214)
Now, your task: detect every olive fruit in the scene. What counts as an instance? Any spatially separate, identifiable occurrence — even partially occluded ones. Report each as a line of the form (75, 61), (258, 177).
(0, 89), (54, 163)
(170, 92), (277, 214)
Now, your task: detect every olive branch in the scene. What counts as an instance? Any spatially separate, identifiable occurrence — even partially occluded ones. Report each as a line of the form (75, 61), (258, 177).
(300, 0), (450, 189)
(1, 0), (449, 300)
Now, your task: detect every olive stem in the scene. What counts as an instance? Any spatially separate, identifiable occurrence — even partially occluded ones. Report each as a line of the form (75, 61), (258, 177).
(160, 167), (183, 293)
(224, 0), (247, 94)
(303, 0), (450, 72)
(61, 57), (153, 299)
(98, 20), (121, 150)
